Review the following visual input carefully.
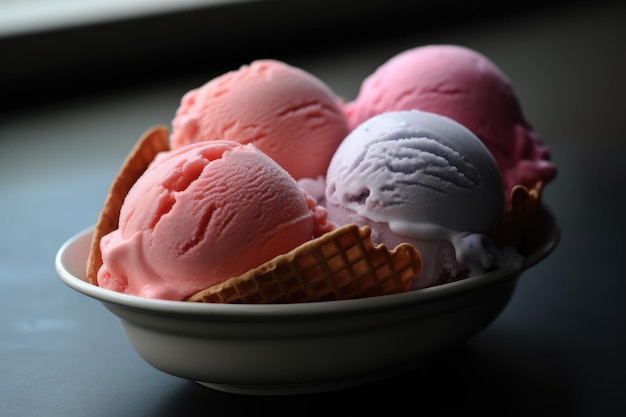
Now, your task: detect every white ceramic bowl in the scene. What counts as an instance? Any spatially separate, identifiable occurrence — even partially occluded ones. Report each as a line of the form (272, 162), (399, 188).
(55, 205), (559, 396)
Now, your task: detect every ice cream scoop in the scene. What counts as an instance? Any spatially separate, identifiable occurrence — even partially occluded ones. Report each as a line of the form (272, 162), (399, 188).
(97, 140), (335, 301)
(325, 110), (522, 289)
(170, 59), (350, 181)
(343, 44), (557, 208)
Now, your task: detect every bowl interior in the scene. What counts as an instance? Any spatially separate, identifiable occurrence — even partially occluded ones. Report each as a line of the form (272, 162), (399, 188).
(55, 204), (559, 317)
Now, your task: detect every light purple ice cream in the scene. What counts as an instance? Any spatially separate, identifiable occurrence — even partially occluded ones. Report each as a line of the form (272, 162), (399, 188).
(325, 110), (522, 289)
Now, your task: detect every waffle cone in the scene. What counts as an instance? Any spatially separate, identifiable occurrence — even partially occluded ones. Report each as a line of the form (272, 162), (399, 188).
(491, 180), (544, 247)
(86, 125), (170, 285)
(186, 224), (422, 304)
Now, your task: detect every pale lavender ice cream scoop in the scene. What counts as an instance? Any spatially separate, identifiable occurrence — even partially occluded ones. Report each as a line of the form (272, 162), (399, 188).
(325, 110), (522, 289)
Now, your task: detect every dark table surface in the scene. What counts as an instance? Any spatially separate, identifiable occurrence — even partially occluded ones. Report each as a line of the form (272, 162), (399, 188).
(1, 1), (625, 415)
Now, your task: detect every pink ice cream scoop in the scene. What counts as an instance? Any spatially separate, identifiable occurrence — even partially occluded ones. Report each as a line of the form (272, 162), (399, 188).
(170, 59), (350, 181)
(344, 44), (557, 208)
(325, 110), (522, 289)
(97, 140), (335, 301)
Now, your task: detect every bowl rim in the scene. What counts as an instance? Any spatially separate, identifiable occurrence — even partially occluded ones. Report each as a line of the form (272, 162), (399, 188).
(55, 205), (559, 319)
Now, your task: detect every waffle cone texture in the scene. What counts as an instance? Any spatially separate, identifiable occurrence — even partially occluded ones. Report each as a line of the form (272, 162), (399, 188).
(86, 125), (170, 286)
(491, 181), (544, 247)
(186, 224), (421, 303)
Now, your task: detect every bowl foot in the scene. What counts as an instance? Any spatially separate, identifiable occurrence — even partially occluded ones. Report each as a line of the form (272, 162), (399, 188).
(194, 365), (411, 396)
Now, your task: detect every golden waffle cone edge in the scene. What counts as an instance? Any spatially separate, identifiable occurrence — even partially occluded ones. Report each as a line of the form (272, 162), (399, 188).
(86, 125), (170, 285)
(186, 224), (422, 304)
(491, 180), (544, 247)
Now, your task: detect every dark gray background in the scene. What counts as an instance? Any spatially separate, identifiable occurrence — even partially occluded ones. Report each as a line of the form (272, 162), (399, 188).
(1, 1), (625, 415)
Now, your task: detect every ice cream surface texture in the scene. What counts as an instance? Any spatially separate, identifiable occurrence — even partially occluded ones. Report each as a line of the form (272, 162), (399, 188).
(170, 59), (350, 181)
(325, 110), (522, 288)
(97, 140), (335, 301)
(343, 44), (556, 208)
